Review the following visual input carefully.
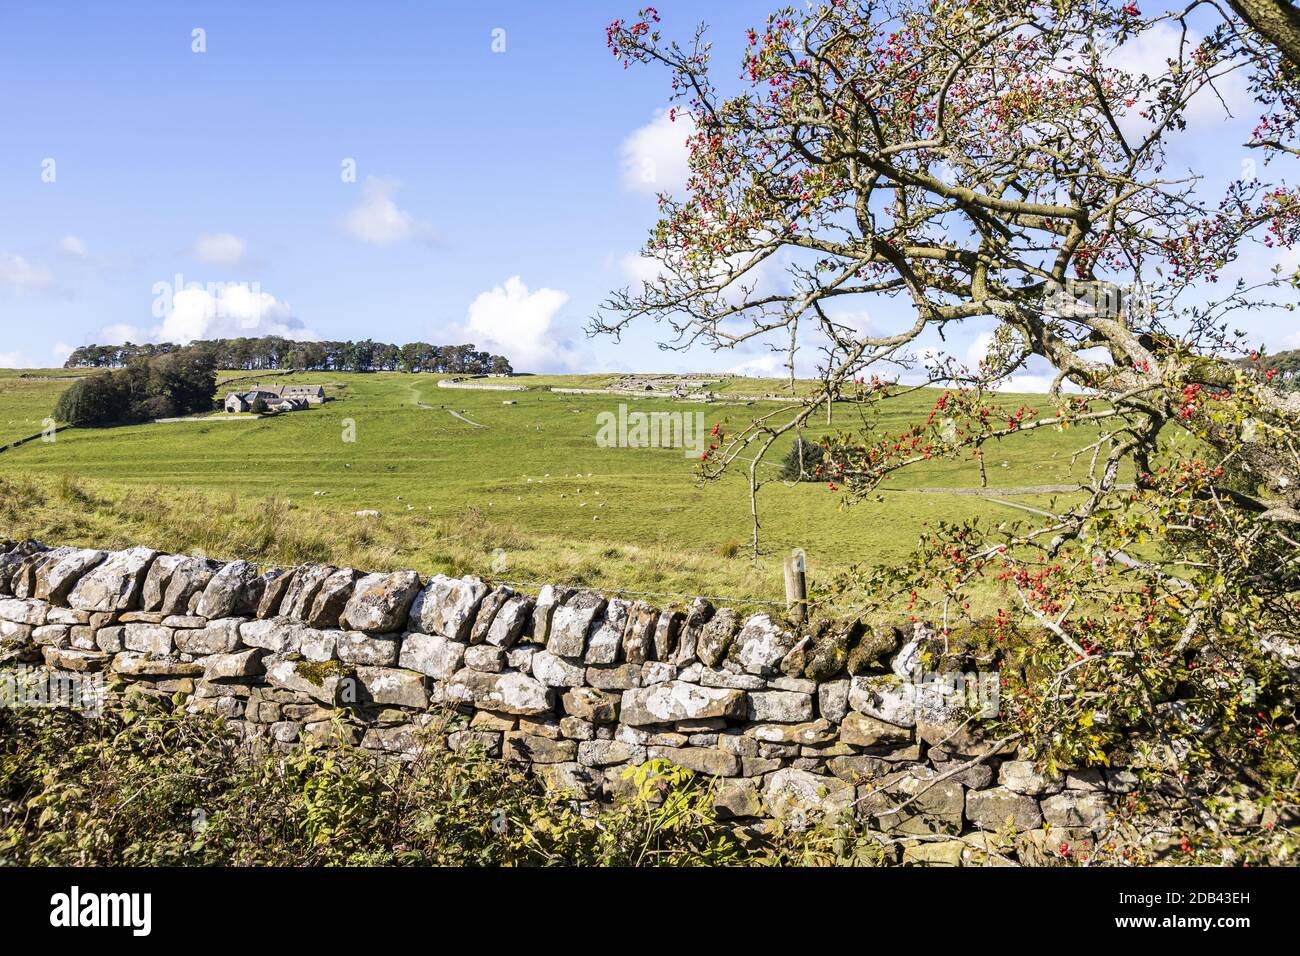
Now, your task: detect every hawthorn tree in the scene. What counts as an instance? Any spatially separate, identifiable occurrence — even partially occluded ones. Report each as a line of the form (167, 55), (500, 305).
(602, 0), (1300, 861)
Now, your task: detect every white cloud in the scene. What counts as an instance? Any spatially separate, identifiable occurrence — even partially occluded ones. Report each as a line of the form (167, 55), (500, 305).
(1109, 24), (1253, 131)
(997, 374), (1057, 394)
(344, 177), (436, 245)
(918, 347), (946, 370)
(966, 331), (996, 367)
(0, 351), (35, 368)
(57, 236), (88, 259)
(190, 233), (247, 267)
(825, 310), (876, 340)
(94, 284), (317, 346)
(618, 243), (783, 315)
(99, 323), (147, 345)
(620, 109), (695, 195)
(52, 341), (74, 362)
(727, 354), (791, 378)
(619, 252), (668, 285)
(466, 275), (574, 372)
(160, 284), (316, 344)
(0, 253), (53, 292)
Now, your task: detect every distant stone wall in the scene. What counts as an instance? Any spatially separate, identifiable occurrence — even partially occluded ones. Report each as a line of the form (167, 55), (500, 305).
(0, 539), (1129, 865)
(436, 378), (527, 391)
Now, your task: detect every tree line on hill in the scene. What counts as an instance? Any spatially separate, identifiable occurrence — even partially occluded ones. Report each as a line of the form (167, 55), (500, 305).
(54, 351), (218, 426)
(63, 337), (514, 375)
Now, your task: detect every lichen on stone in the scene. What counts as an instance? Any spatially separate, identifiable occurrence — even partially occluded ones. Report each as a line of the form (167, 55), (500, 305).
(294, 658), (354, 687)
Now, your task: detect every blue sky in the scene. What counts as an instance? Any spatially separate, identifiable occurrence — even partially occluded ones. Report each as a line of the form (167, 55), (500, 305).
(0, 1), (1294, 383)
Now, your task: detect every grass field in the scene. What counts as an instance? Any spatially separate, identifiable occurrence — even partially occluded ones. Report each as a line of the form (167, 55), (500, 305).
(0, 367), (1111, 611)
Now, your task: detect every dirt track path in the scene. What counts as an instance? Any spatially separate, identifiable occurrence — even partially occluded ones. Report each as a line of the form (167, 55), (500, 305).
(447, 409), (486, 428)
(405, 382), (434, 409)
(405, 382), (487, 427)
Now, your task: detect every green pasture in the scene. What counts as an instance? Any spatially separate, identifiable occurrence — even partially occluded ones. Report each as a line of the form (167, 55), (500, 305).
(0, 368), (1109, 606)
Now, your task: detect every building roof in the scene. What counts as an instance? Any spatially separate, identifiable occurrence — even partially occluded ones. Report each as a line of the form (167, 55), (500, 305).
(239, 384), (325, 398)
(226, 389), (282, 403)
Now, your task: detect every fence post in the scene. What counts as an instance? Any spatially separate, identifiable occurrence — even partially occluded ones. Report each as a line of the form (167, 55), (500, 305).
(784, 548), (807, 628)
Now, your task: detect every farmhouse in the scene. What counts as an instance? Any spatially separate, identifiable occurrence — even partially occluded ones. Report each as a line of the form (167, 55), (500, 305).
(223, 384), (327, 413)
(223, 389), (284, 413)
(277, 384), (327, 404)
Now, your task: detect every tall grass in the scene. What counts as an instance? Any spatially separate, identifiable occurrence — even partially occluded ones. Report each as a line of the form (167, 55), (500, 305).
(0, 474), (787, 609)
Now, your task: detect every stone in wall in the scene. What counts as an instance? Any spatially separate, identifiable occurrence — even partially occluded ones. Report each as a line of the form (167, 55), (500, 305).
(355, 666), (428, 709)
(674, 598), (712, 667)
(965, 787), (1044, 832)
(257, 569), (295, 619)
(622, 601), (657, 664)
(278, 564), (334, 621)
(242, 618), (310, 654)
(0, 541), (47, 594)
(204, 648), (267, 680)
(398, 631), (466, 680)
(697, 607), (739, 667)
(530, 584), (573, 646)
(726, 614), (795, 677)
(652, 609), (682, 661)
(141, 554), (185, 611)
(470, 586), (514, 644)
(585, 598), (628, 665)
(124, 623), (174, 655)
(485, 594), (533, 648)
(300, 628), (340, 662)
(337, 631), (402, 667)
(67, 547), (155, 612)
(0, 597), (48, 626)
(620, 681), (747, 725)
(464, 645), (504, 673)
(585, 663), (641, 690)
(531, 651), (586, 688)
(176, 618), (244, 655)
(411, 575), (489, 642)
(341, 570), (422, 633)
(848, 674), (917, 727)
(264, 657), (352, 705)
(763, 768), (854, 819)
(38, 549), (107, 604)
(305, 568), (359, 628)
(445, 668), (554, 715)
(196, 560), (264, 619)
(548, 591), (605, 658)
(160, 557), (221, 616)
(746, 689), (814, 724)
(860, 767), (965, 836)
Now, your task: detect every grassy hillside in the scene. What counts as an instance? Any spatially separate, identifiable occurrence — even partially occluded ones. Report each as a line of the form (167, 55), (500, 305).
(0, 368), (1107, 608)
(0, 368), (85, 445)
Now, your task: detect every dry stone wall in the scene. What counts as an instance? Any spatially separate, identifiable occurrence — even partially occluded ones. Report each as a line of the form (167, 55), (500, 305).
(0, 539), (1129, 865)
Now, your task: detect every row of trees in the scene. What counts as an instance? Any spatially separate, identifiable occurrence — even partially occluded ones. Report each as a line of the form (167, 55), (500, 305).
(63, 337), (514, 375)
(53, 351), (217, 426)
